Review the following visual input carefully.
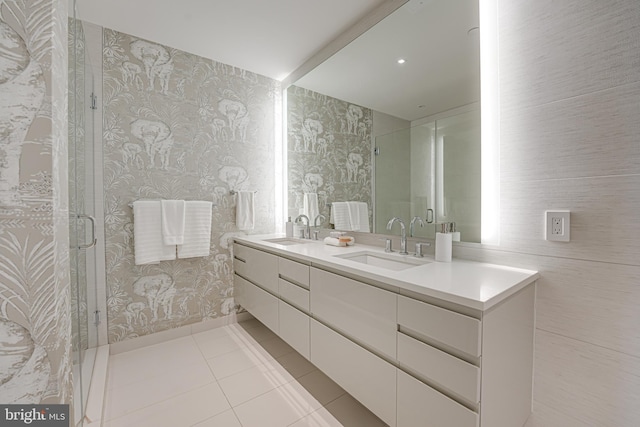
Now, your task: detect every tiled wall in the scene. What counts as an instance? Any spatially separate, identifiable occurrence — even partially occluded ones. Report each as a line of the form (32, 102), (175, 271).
(287, 86), (373, 229)
(454, 0), (640, 424)
(100, 28), (279, 343)
(0, 0), (71, 405)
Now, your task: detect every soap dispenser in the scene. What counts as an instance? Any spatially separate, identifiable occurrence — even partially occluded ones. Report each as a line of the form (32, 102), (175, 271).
(435, 223), (452, 262)
(285, 217), (293, 238)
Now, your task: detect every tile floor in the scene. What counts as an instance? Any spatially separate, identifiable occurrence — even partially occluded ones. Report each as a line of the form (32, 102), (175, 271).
(103, 318), (388, 427)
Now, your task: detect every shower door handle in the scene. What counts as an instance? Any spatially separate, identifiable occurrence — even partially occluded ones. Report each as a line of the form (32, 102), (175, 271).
(77, 214), (97, 249)
(426, 209), (434, 223)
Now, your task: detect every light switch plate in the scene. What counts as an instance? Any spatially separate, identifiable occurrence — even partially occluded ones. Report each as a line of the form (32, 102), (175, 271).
(545, 210), (570, 242)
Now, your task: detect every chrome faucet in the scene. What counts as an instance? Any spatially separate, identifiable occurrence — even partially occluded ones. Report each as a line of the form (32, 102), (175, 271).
(295, 214), (310, 239)
(410, 216), (425, 237)
(312, 214), (326, 240)
(386, 217), (408, 255)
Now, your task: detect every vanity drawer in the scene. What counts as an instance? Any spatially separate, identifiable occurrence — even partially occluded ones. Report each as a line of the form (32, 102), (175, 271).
(234, 274), (278, 334)
(233, 243), (278, 294)
(397, 332), (480, 404)
(310, 268), (397, 359)
(311, 320), (396, 427)
(278, 257), (309, 288)
(397, 370), (478, 427)
(279, 278), (309, 312)
(279, 300), (309, 359)
(398, 296), (481, 357)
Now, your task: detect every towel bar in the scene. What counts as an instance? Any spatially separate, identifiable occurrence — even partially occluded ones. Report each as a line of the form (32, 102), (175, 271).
(229, 190), (258, 195)
(128, 199), (215, 209)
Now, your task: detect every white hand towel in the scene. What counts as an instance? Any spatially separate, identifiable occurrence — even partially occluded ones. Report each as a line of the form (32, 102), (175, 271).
(177, 201), (213, 259)
(329, 202), (351, 230)
(356, 202), (370, 232)
(161, 200), (186, 245)
(236, 191), (255, 231)
(346, 202), (360, 231)
(133, 200), (176, 265)
(303, 193), (319, 224)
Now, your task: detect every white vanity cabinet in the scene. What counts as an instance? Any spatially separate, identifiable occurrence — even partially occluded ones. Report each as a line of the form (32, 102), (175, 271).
(310, 319), (397, 426)
(310, 268), (397, 360)
(233, 243), (278, 294)
(232, 239), (537, 427)
(233, 244), (279, 333)
(233, 242), (312, 357)
(277, 257), (311, 359)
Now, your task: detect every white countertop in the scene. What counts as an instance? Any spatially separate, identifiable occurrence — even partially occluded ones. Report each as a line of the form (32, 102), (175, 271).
(234, 234), (539, 311)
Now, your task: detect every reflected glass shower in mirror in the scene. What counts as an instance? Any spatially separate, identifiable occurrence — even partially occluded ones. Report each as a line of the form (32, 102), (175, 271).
(374, 109), (480, 242)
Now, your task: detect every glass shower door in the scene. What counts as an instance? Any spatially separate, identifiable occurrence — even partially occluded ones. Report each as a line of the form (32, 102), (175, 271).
(69, 13), (98, 427)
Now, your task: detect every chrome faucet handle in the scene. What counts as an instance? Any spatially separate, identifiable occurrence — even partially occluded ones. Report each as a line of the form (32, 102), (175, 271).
(414, 242), (431, 257)
(385, 238), (393, 253)
(313, 230), (320, 240)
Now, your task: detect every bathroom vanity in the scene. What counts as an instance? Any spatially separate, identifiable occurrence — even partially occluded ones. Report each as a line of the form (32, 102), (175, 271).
(233, 235), (538, 427)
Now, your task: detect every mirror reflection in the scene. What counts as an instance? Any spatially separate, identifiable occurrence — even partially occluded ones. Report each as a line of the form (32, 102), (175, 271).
(374, 108), (480, 242)
(287, 0), (480, 242)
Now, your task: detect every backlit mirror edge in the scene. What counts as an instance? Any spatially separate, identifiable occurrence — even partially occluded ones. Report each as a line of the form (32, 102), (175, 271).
(480, 0), (500, 246)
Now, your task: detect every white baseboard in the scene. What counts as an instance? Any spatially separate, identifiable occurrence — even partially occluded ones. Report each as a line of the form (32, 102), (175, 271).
(109, 312), (254, 355)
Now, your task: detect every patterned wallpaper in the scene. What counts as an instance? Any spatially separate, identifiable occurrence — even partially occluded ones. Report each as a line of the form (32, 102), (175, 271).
(287, 86), (372, 228)
(101, 29), (279, 343)
(0, 0), (71, 406)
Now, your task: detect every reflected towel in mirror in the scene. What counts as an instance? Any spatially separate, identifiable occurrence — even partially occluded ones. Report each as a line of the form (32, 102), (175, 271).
(302, 193), (319, 223)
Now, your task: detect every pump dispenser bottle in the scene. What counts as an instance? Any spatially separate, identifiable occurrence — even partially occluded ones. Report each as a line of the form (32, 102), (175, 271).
(285, 217), (293, 238)
(435, 223), (452, 262)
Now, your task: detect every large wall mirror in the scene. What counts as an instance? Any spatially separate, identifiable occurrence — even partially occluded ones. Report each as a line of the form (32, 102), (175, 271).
(286, 0), (483, 243)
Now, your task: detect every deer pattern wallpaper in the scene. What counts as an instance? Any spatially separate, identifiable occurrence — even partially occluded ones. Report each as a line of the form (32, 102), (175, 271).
(101, 28), (279, 343)
(0, 0), (71, 405)
(287, 86), (372, 229)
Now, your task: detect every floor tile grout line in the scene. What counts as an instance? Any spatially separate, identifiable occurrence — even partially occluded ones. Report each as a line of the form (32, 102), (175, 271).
(102, 379), (220, 423)
(105, 350), (213, 392)
(283, 391), (350, 427)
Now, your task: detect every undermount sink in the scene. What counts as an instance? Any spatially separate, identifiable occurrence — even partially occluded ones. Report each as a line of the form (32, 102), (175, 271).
(335, 251), (430, 271)
(263, 237), (313, 246)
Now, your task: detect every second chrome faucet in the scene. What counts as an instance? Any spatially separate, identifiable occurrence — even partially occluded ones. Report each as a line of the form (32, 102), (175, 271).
(386, 217), (408, 255)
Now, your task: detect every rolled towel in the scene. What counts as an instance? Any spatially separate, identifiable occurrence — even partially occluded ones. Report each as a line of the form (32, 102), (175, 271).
(324, 237), (346, 247)
(339, 236), (355, 246)
(329, 231), (346, 238)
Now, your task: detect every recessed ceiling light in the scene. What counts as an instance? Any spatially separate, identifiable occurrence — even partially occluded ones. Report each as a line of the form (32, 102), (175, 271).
(397, 58), (406, 65)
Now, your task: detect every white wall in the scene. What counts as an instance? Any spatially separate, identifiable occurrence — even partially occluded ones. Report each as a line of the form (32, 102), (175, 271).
(455, 0), (640, 425)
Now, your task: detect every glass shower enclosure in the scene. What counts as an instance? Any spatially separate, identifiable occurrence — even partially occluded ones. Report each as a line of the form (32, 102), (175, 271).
(373, 108), (481, 243)
(69, 8), (101, 426)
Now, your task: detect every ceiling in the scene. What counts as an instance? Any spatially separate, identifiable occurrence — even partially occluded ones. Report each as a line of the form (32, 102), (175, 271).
(74, 0), (388, 81)
(295, 0), (480, 121)
(74, 0), (479, 121)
